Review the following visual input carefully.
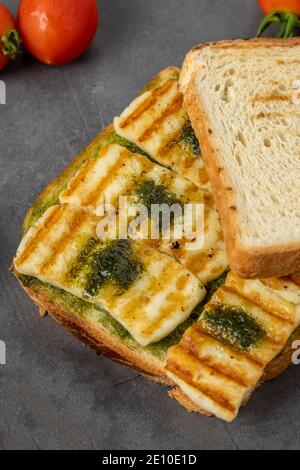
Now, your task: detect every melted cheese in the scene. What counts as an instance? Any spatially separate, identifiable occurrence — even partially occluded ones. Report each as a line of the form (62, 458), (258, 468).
(15, 205), (206, 347)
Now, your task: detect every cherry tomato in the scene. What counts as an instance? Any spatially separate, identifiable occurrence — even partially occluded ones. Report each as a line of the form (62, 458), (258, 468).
(0, 4), (21, 71)
(18, 0), (99, 65)
(257, 0), (300, 37)
(258, 0), (300, 16)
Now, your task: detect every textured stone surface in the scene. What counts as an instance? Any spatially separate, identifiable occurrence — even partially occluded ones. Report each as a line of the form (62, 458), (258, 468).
(1, 0), (299, 450)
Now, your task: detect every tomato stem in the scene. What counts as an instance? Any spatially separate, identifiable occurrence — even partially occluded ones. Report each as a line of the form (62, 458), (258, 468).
(257, 11), (300, 38)
(1, 29), (22, 60)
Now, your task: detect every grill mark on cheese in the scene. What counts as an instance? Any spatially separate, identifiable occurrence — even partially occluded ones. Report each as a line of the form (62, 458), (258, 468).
(141, 293), (187, 338)
(186, 252), (213, 273)
(166, 360), (237, 413)
(261, 277), (289, 290)
(15, 205), (65, 267)
(194, 322), (266, 367)
(176, 274), (190, 291)
(179, 342), (250, 388)
(61, 159), (99, 199)
(185, 326), (262, 384)
(221, 286), (292, 327)
(82, 148), (130, 208)
(145, 262), (188, 295)
(118, 79), (175, 129)
(137, 95), (183, 143)
(39, 210), (89, 276)
(117, 295), (151, 322)
(156, 143), (208, 184)
(179, 155), (200, 172)
(226, 277), (295, 324)
(123, 258), (179, 305)
(106, 256), (177, 313)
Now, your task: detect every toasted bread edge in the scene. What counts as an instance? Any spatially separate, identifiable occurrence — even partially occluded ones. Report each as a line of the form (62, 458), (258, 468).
(180, 38), (300, 279)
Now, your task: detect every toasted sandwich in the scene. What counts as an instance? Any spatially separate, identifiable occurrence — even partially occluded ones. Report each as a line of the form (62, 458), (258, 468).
(14, 66), (300, 422)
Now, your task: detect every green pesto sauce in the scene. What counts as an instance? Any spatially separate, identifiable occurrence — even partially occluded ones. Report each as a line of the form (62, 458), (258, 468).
(17, 273), (134, 340)
(134, 179), (182, 234)
(16, 269), (228, 361)
(68, 237), (99, 281)
(113, 134), (149, 157)
(82, 239), (143, 297)
(180, 122), (201, 156)
(202, 304), (266, 351)
(17, 274), (90, 317)
(135, 179), (181, 213)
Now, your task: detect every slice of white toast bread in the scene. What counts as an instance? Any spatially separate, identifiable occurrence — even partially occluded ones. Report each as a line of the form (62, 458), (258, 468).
(180, 38), (300, 279)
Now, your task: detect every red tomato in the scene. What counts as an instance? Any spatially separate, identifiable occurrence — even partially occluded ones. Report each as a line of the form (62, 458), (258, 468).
(18, 0), (99, 65)
(0, 4), (20, 71)
(258, 0), (300, 15)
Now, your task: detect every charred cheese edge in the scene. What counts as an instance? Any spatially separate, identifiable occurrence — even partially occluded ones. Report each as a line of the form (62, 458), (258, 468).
(14, 204), (206, 347)
(59, 144), (228, 284)
(114, 75), (209, 188)
(166, 275), (300, 422)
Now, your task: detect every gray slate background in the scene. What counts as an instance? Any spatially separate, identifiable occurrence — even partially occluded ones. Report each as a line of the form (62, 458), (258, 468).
(0, 0), (299, 450)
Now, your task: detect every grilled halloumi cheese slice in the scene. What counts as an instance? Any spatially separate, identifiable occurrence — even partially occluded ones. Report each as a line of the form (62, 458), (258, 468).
(59, 144), (206, 210)
(166, 274), (300, 422)
(14, 204), (206, 347)
(226, 273), (300, 324)
(59, 144), (228, 284)
(158, 206), (228, 284)
(114, 71), (209, 188)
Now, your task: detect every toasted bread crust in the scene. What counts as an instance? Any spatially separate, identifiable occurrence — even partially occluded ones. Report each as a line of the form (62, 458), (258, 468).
(19, 280), (169, 384)
(15, 274), (298, 414)
(180, 38), (300, 279)
(17, 276), (214, 415)
(189, 37), (300, 51)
